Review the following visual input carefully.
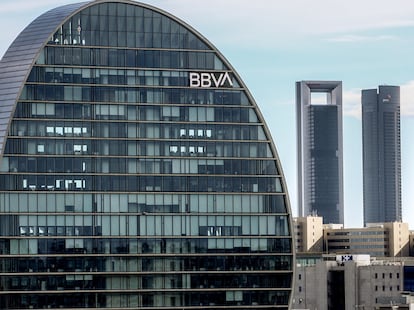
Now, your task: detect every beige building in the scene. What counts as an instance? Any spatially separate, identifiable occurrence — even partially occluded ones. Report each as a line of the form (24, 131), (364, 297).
(294, 216), (324, 253)
(294, 216), (410, 257)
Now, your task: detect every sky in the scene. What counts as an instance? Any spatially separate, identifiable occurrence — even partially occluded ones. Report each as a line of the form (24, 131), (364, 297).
(1, 0), (414, 228)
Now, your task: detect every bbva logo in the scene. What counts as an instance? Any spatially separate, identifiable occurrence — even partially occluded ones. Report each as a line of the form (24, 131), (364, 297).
(189, 72), (233, 88)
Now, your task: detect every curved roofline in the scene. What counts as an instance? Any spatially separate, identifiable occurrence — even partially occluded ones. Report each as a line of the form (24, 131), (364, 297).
(0, 0), (276, 166)
(0, 1), (91, 156)
(71, 1), (292, 206)
(0, 0), (292, 221)
(0, 2), (294, 303)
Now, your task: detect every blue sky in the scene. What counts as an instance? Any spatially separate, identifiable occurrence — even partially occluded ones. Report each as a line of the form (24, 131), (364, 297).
(1, 0), (414, 228)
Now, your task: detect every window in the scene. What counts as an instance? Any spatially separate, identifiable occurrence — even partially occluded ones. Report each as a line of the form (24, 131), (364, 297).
(46, 127), (54, 135)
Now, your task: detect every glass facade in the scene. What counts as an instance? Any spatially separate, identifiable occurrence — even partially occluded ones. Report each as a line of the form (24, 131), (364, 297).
(296, 81), (344, 225)
(362, 86), (401, 225)
(0, 1), (294, 309)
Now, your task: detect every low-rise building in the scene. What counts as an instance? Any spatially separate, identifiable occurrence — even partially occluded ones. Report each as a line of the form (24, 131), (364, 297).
(294, 255), (410, 310)
(294, 216), (410, 257)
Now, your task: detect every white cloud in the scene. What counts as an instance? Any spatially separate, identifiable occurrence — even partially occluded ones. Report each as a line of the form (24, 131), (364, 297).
(327, 34), (398, 43)
(401, 81), (414, 116)
(343, 81), (414, 119)
(343, 89), (362, 118)
(146, 0), (414, 37)
(2, 0), (414, 53)
(0, 0), (67, 13)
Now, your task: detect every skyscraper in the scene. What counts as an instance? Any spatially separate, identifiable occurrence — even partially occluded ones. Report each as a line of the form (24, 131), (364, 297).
(0, 1), (294, 309)
(362, 85), (401, 225)
(296, 81), (344, 224)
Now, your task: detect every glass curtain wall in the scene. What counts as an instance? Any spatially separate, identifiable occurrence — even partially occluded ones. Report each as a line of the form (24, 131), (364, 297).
(0, 1), (294, 309)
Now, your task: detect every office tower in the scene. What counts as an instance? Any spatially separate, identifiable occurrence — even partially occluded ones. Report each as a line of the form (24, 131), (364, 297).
(0, 1), (294, 308)
(362, 85), (401, 225)
(296, 81), (344, 224)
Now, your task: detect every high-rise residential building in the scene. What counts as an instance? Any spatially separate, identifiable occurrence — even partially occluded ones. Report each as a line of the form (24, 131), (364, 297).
(0, 1), (295, 309)
(296, 81), (344, 224)
(362, 85), (401, 226)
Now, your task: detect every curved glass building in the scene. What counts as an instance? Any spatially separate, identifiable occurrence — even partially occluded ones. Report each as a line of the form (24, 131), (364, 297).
(0, 1), (294, 309)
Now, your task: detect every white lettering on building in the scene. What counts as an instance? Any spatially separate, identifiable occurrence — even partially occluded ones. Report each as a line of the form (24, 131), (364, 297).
(189, 72), (233, 88)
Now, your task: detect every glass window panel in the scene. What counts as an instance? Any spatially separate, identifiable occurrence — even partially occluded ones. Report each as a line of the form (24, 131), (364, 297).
(146, 216), (155, 235)
(189, 107), (197, 121)
(164, 216), (172, 235)
(259, 216), (267, 235)
(128, 216), (137, 235)
(119, 216), (127, 235)
(102, 216), (111, 235)
(111, 195), (120, 212)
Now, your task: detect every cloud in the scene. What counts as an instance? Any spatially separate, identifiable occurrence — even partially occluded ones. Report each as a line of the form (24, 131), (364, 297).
(401, 81), (414, 116)
(343, 89), (362, 118)
(142, 0), (414, 50)
(0, 0), (63, 13)
(3, 0), (414, 52)
(327, 34), (398, 43)
(343, 81), (414, 119)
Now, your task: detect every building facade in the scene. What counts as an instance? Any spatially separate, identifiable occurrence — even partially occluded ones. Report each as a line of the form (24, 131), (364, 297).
(296, 81), (344, 224)
(362, 85), (401, 226)
(0, 1), (294, 309)
(294, 216), (410, 257)
(293, 216), (323, 253)
(324, 222), (409, 257)
(294, 256), (408, 310)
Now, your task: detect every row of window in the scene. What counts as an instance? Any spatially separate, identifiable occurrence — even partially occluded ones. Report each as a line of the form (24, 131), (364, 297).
(21, 85), (247, 105)
(329, 231), (386, 236)
(2, 157), (278, 175)
(374, 272), (400, 279)
(374, 285), (400, 292)
(327, 238), (387, 243)
(1, 175), (282, 193)
(30, 66), (238, 89)
(5, 273), (291, 291)
(0, 290), (291, 308)
(16, 102), (255, 121)
(4, 238), (292, 255)
(0, 193), (286, 214)
(0, 254), (292, 273)
(5, 139), (273, 158)
(12, 215), (289, 237)
(41, 45), (219, 68)
(328, 245), (386, 250)
(11, 121), (264, 141)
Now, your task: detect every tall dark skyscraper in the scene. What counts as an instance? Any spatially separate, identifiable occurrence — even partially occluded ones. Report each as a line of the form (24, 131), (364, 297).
(0, 0), (294, 309)
(362, 85), (401, 226)
(296, 81), (344, 224)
